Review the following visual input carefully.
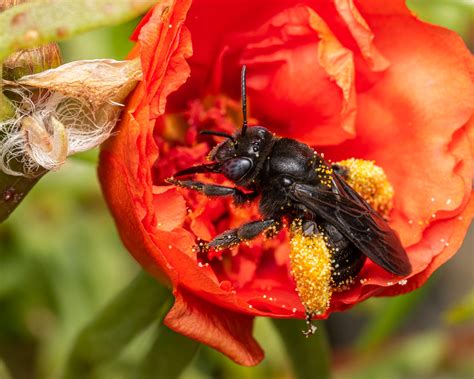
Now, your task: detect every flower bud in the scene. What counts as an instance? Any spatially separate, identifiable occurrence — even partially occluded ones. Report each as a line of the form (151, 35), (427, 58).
(2, 44), (62, 81)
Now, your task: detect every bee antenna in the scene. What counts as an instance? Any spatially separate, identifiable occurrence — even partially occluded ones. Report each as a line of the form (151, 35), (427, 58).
(241, 65), (248, 136)
(200, 130), (236, 142)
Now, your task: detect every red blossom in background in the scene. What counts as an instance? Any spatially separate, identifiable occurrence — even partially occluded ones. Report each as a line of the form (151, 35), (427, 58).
(98, 0), (474, 366)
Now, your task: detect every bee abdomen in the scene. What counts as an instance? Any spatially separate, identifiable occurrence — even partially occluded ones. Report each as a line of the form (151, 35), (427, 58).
(322, 222), (365, 287)
(331, 247), (366, 288)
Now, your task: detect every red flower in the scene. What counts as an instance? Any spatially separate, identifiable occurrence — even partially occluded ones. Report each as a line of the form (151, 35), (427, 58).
(99, 0), (474, 366)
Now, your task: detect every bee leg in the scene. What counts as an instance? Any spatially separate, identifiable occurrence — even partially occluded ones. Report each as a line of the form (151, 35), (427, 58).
(264, 221), (282, 239)
(167, 179), (257, 204)
(302, 220), (318, 237)
(302, 313), (318, 338)
(207, 219), (276, 251)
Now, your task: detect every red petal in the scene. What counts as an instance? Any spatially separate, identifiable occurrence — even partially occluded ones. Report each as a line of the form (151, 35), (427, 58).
(164, 289), (264, 366)
(334, 0), (389, 71)
(99, 0), (194, 284)
(137, 1), (193, 117)
(153, 186), (187, 231)
(354, 0), (410, 16)
(381, 194), (474, 296)
(99, 150), (176, 286)
(322, 13), (474, 247)
(241, 5), (356, 146)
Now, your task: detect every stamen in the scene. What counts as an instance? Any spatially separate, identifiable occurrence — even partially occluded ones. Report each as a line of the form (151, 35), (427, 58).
(289, 219), (334, 316)
(336, 158), (394, 217)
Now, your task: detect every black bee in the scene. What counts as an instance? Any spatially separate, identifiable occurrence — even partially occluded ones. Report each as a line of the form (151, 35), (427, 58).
(169, 66), (411, 286)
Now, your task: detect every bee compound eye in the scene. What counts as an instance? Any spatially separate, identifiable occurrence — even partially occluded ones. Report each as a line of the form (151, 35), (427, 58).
(281, 176), (294, 187)
(222, 157), (253, 181)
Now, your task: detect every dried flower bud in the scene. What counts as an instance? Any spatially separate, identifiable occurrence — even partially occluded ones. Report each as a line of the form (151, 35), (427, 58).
(2, 44), (62, 81)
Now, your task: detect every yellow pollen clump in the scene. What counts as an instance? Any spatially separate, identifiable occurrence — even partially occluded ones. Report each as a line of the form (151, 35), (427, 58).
(289, 220), (334, 316)
(337, 158), (394, 217)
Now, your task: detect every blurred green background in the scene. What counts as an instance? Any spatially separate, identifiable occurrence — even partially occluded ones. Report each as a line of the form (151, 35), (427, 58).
(1, 1), (473, 379)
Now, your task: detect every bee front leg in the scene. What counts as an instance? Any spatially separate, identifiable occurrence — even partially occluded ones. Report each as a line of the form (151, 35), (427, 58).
(167, 179), (258, 205)
(207, 219), (277, 251)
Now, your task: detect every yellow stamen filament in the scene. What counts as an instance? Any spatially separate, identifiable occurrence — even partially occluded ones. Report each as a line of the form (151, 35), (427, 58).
(289, 220), (334, 316)
(337, 158), (394, 217)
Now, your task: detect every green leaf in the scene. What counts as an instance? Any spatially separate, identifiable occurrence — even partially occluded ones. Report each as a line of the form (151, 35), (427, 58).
(0, 0), (157, 62)
(134, 325), (200, 379)
(272, 318), (331, 379)
(355, 284), (430, 352)
(64, 270), (172, 379)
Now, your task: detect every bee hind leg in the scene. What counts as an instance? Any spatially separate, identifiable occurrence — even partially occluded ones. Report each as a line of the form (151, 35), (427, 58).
(207, 219), (277, 251)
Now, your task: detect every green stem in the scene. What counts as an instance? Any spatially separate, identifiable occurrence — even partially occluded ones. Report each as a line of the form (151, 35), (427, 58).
(1, 62), (42, 222)
(272, 319), (331, 379)
(64, 270), (172, 379)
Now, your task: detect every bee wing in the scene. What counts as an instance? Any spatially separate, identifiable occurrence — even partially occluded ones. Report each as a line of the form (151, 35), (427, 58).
(289, 174), (411, 276)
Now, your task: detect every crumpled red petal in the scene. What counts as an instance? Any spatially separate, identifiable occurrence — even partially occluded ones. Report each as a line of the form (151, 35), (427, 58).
(235, 5), (357, 145)
(164, 289), (264, 366)
(334, 0), (389, 71)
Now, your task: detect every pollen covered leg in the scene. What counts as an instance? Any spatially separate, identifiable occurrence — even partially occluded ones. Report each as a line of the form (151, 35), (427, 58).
(167, 179), (258, 204)
(207, 219), (277, 251)
(289, 219), (334, 317)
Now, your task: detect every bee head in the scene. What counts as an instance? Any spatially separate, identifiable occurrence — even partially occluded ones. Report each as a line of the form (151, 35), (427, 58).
(201, 66), (276, 185)
(209, 126), (272, 161)
(204, 126), (274, 185)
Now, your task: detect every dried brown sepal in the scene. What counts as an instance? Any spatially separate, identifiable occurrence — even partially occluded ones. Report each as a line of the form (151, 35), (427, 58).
(14, 58), (142, 108)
